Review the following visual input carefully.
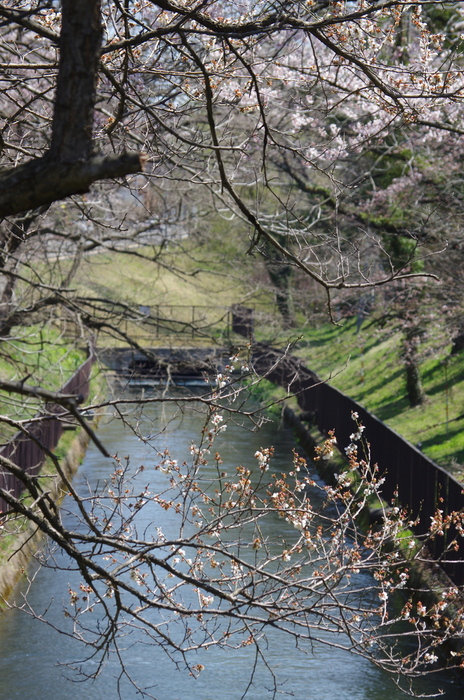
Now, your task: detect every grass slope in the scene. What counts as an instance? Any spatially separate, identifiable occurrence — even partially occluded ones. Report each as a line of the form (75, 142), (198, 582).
(21, 243), (462, 476)
(71, 245), (272, 346)
(0, 327), (86, 440)
(73, 242), (270, 308)
(293, 318), (464, 476)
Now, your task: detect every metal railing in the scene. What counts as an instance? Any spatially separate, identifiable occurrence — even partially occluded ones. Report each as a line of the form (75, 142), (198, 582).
(62, 304), (261, 345)
(252, 344), (464, 587)
(121, 304), (257, 342)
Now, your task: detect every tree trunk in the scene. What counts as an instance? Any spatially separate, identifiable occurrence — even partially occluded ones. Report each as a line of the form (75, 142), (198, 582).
(265, 261), (295, 328)
(405, 360), (427, 407)
(0, 1), (142, 220)
(451, 325), (464, 355)
(263, 231), (295, 329)
(403, 329), (427, 407)
(0, 154), (143, 218)
(50, 0), (102, 162)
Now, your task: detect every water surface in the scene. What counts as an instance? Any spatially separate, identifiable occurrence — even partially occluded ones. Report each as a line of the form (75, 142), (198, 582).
(0, 392), (462, 699)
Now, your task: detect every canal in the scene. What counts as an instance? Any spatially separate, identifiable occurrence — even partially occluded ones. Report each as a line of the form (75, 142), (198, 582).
(0, 389), (463, 699)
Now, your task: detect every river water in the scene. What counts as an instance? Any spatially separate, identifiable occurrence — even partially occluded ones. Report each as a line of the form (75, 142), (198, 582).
(0, 390), (463, 700)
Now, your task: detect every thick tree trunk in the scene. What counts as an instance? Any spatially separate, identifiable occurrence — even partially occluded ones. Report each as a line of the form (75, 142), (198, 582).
(451, 326), (464, 355)
(405, 360), (427, 407)
(50, 0), (102, 161)
(0, 1), (142, 220)
(263, 232), (296, 328)
(266, 262), (295, 328)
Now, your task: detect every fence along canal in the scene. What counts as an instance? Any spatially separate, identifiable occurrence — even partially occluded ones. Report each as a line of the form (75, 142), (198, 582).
(251, 344), (464, 588)
(0, 315), (463, 588)
(0, 351), (95, 514)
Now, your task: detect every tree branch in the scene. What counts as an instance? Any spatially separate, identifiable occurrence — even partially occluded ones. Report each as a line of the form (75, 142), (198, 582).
(0, 1), (144, 219)
(0, 153), (144, 218)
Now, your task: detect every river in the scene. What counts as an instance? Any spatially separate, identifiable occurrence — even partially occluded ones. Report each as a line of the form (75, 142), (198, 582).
(0, 389), (462, 699)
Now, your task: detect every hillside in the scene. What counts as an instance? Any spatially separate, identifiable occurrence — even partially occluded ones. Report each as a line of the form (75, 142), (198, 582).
(69, 245), (464, 476)
(291, 318), (464, 477)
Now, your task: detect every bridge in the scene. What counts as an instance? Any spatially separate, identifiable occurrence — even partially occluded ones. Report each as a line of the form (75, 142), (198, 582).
(98, 345), (232, 385)
(62, 303), (258, 348)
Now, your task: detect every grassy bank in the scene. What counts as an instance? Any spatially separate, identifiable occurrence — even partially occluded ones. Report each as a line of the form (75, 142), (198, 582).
(240, 313), (463, 476)
(65, 244), (274, 347)
(290, 318), (464, 476)
(25, 242), (463, 475)
(0, 327), (87, 441)
(0, 360), (105, 601)
(0, 426), (94, 605)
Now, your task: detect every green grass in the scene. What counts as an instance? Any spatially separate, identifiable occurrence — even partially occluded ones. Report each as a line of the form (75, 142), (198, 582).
(73, 244), (269, 308)
(10, 240), (463, 478)
(0, 326), (87, 440)
(292, 318), (464, 475)
(67, 244), (274, 346)
(72, 246), (463, 476)
(0, 327), (84, 382)
(0, 362), (106, 576)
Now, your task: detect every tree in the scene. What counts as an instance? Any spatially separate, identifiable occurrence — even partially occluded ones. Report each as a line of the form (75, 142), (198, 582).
(2, 394), (464, 697)
(2, 1), (464, 270)
(2, 0), (463, 360)
(1, 1), (464, 695)
(250, 9), (464, 399)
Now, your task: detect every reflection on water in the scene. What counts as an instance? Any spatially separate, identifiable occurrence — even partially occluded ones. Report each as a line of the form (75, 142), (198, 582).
(0, 392), (463, 699)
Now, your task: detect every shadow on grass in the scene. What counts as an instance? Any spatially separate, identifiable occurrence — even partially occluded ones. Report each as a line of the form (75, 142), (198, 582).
(300, 320), (358, 348)
(421, 422), (464, 469)
(374, 396), (411, 421)
(347, 368), (407, 415)
(422, 363), (464, 398)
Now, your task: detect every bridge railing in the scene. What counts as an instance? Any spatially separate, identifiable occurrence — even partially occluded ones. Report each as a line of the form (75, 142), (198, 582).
(117, 304), (259, 343)
(61, 304), (275, 345)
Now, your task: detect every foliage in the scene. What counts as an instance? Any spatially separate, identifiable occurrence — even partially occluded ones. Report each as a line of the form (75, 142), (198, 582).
(1, 1), (464, 696)
(0, 325), (86, 439)
(2, 393), (464, 697)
